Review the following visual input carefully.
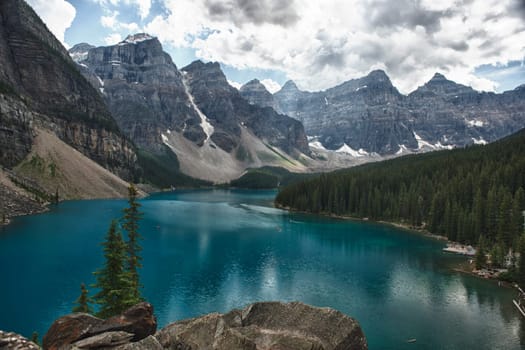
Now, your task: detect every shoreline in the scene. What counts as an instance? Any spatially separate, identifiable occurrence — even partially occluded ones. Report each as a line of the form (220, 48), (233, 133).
(275, 204), (514, 287)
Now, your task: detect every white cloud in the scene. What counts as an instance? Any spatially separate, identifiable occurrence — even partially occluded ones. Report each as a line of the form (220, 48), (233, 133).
(26, 0), (76, 47)
(260, 79), (281, 93)
(104, 33), (123, 45)
(94, 0), (151, 20)
(142, 0), (525, 93)
(227, 80), (242, 90)
(101, 10), (140, 33)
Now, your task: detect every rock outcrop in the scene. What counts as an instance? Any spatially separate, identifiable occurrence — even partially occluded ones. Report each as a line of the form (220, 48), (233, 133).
(0, 331), (40, 350)
(273, 71), (525, 155)
(41, 301), (367, 350)
(43, 302), (157, 350)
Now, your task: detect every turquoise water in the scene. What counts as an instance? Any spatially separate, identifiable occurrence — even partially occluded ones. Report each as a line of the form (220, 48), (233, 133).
(0, 189), (522, 349)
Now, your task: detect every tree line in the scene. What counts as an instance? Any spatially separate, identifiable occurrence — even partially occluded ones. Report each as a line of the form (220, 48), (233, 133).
(276, 129), (525, 281)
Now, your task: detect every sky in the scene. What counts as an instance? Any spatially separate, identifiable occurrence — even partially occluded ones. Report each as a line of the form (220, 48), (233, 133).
(26, 0), (525, 94)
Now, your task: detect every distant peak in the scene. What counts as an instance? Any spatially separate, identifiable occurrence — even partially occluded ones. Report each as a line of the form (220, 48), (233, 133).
(368, 69), (388, 77)
(430, 72), (447, 81)
(240, 79), (269, 93)
(281, 80), (299, 91)
(365, 70), (391, 83)
(121, 33), (156, 44)
(69, 43), (94, 52)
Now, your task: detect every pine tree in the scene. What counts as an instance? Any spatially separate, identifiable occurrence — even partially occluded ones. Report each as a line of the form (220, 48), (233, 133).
(122, 184), (144, 304)
(475, 236), (487, 269)
(93, 220), (133, 318)
(72, 283), (93, 314)
(519, 235), (525, 289)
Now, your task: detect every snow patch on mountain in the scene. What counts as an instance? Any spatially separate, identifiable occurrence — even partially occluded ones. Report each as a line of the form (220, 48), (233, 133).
(336, 144), (369, 157)
(121, 33), (155, 45)
(472, 137), (488, 145)
(466, 119), (485, 127)
(182, 72), (215, 141)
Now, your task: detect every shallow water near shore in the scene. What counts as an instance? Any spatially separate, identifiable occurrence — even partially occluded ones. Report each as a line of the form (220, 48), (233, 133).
(0, 189), (522, 349)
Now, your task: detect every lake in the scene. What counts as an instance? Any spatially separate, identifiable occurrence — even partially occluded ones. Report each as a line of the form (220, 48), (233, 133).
(0, 189), (522, 349)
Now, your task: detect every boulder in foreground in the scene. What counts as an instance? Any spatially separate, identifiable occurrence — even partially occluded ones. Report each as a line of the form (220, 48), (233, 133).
(41, 301), (366, 349)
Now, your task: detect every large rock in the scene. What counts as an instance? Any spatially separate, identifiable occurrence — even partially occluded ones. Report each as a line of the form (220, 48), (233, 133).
(43, 313), (103, 350)
(43, 303), (157, 350)
(0, 331), (40, 350)
(40, 301), (366, 350)
(88, 302), (157, 342)
(156, 301), (367, 350)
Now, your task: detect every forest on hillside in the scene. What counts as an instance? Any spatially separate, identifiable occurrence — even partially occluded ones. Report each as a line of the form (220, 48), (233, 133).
(275, 129), (525, 268)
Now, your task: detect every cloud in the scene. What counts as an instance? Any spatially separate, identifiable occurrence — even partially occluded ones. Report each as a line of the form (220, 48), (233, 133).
(204, 0), (299, 27)
(100, 10), (140, 32)
(228, 80), (242, 89)
(93, 0), (151, 20)
(104, 32), (123, 44)
(260, 79), (281, 93)
(144, 0), (525, 93)
(26, 0), (76, 47)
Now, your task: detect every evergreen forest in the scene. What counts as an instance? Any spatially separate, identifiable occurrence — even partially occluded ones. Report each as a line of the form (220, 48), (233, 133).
(276, 129), (525, 270)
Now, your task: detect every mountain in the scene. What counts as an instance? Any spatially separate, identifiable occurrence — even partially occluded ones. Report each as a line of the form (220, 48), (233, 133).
(239, 79), (279, 110)
(72, 35), (311, 182)
(181, 61), (309, 155)
(0, 0), (139, 220)
(273, 71), (525, 155)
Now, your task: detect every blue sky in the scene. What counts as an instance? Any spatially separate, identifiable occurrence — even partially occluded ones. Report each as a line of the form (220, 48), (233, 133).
(28, 0), (525, 93)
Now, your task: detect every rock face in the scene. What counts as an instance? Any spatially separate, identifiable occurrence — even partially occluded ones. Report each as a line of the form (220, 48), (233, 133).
(41, 301), (367, 350)
(273, 71), (525, 155)
(0, 0), (137, 180)
(182, 61), (309, 155)
(79, 34), (206, 153)
(72, 37), (310, 182)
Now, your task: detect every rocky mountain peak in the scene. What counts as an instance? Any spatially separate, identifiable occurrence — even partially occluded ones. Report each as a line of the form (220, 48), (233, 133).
(366, 69), (389, 81)
(69, 42), (95, 62)
(408, 71), (475, 98)
(430, 72), (447, 81)
(121, 33), (156, 44)
(182, 60), (230, 89)
(240, 79), (277, 109)
(279, 80), (300, 92)
(240, 79), (267, 92)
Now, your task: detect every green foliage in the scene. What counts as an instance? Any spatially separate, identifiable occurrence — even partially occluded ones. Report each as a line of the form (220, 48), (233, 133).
(122, 184), (144, 304)
(230, 171), (279, 189)
(276, 129), (525, 257)
(228, 166), (317, 189)
(92, 220), (134, 318)
(137, 147), (211, 188)
(72, 283), (93, 314)
(519, 235), (525, 288)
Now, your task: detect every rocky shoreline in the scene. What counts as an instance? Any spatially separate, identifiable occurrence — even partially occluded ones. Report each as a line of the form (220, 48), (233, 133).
(1, 301), (367, 350)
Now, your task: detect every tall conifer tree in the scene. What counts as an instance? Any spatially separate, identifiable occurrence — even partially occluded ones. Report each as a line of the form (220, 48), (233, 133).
(122, 184), (143, 303)
(93, 220), (133, 318)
